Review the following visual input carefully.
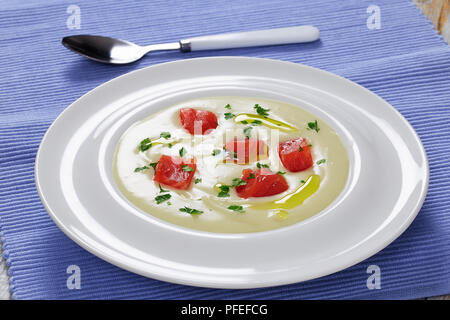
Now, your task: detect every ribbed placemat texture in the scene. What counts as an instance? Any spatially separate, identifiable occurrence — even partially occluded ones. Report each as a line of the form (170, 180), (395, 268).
(0, 0), (449, 299)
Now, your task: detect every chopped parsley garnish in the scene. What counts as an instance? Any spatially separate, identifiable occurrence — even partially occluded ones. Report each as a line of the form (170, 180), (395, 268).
(231, 178), (247, 187)
(159, 184), (169, 193)
(149, 162), (158, 170)
(309, 144), (312, 147)
(254, 104), (270, 117)
(224, 112), (235, 120)
(225, 104), (231, 109)
(299, 146), (304, 152)
(134, 166), (149, 172)
(194, 178), (202, 184)
(139, 137), (152, 152)
(277, 171), (286, 175)
(256, 162), (269, 169)
(155, 194), (171, 204)
(227, 205), (245, 213)
(307, 120), (320, 133)
(179, 206), (203, 215)
(217, 185), (230, 197)
(160, 132), (171, 139)
(217, 178), (247, 198)
(243, 126), (252, 139)
(242, 119), (261, 126)
(301, 180), (306, 183)
(218, 191), (229, 198)
(247, 173), (255, 180)
(181, 165), (194, 172)
(168, 143), (173, 148)
(212, 149), (221, 156)
(316, 159), (326, 165)
(179, 147), (186, 157)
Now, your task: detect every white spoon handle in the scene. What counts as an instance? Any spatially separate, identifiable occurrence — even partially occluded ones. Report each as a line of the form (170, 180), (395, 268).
(181, 26), (320, 52)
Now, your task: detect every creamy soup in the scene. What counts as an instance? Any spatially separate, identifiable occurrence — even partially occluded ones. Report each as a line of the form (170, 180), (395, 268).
(113, 97), (349, 233)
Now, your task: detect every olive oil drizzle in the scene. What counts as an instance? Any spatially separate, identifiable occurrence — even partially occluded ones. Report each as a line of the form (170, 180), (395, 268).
(249, 175), (320, 210)
(233, 113), (298, 132)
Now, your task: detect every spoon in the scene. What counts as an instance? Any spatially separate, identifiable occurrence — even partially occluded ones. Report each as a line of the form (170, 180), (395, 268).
(62, 25), (320, 64)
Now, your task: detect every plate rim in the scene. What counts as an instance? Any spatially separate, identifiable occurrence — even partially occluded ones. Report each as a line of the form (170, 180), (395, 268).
(34, 56), (429, 288)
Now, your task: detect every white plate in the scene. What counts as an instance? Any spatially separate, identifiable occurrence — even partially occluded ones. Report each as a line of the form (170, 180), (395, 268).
(35, 57), (428, 289)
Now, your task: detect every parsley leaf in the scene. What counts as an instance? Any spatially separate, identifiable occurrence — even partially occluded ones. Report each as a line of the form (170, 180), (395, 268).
(216, 178), (247, 198)
(160, 132), (171, 139)
(231, 178), (247, 187)
(224, 112), (235, 120)
(256, 162), (269, 169)
(227, 205), (245, 213)
(307, 120), (320, 133)
(134, 166), (149, 172)
(139, 138), (152, 152)
(155, 194), (171, 204)
(301, 180), (306, 183)
(159, 184), (169, 193)
(149, 162), (158, 170)
(316, 159), (326, 165)
(299, 146), (304, 152)
(179, 206), (203, 215)
(247, 173), (255, 180)
(225, 104), (231, 109)
(182, 165), (194, 172)
(179, 147), (186, 157)
(277, 171), (286, 175)
(217, 191), (229, 197)
(194, 178), (202, 184)
(212, 149), (221, 156)
(217, 185), (230, 197)
(254, 104), (270, 117)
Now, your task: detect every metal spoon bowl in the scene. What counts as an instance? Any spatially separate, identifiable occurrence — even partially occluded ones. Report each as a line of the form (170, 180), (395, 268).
(62, 35), (180, 64)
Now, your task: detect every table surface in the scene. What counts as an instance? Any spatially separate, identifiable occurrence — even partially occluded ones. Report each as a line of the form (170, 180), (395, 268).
(0, 0), (449, 301)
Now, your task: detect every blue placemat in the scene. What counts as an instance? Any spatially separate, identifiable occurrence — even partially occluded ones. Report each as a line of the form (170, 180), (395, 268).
(1, 0), (449, 300)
